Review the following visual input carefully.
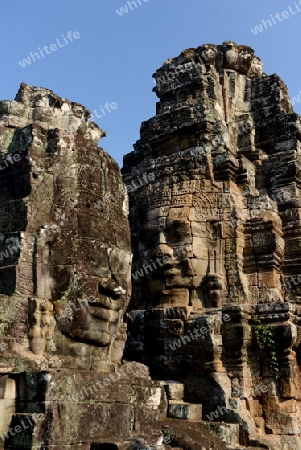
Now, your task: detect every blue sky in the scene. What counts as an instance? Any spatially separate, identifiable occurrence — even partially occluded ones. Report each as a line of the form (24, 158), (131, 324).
(1, 0), (301, 167)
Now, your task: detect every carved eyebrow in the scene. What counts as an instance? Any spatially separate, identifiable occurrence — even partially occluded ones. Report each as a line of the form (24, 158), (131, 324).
(140, 224), (162, 233)
(167, 219), (190, 228)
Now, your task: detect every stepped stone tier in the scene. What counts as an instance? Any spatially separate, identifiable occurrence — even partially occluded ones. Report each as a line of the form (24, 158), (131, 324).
(122, 41), (301, 449)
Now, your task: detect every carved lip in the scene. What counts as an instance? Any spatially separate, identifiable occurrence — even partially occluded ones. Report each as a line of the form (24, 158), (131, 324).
(164, 266), (181, 276)
(88, 296), (123, 312)
(161, 257), (189, 275)
(145, 255), (191, 278)
(88, 305), (119, 323)
(160, 258), (179, 268)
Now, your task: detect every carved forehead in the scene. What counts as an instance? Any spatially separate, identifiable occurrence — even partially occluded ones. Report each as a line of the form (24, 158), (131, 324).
(223, 41), (238, 49)
(238, 45), (254, 56)
(140, 214), (190, 229)
(135, 187), (221, 213)
(201, 44), (217, 52)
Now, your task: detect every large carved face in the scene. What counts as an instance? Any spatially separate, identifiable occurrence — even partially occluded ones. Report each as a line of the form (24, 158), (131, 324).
(138, 209), (194, 305)
(238, 45), (254, 74)
(200, 44), (217, 64)
(33, 137), (132, 347)
(223, 41), (239, 69)
(0, 84), (132, 352)
(131, 183), (226, 310)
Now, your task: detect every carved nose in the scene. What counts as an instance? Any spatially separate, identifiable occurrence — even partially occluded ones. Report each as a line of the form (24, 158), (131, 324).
(155, 232), (173, 258)
(156, 244), (173, 259)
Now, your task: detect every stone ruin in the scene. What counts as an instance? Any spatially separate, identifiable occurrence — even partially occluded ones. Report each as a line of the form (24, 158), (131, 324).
(123, 41), (301, 449)
(0, 41), (300, 449)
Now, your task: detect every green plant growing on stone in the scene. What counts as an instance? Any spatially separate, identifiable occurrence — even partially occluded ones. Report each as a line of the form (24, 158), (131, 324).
(252, 316), (279, 378)
(13, 359), (28, 373)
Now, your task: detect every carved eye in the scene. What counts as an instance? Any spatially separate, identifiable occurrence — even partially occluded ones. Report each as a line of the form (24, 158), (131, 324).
(167, 220), (191, 245)
(169, 227), (183, 243)
(139, 229), (158, 249)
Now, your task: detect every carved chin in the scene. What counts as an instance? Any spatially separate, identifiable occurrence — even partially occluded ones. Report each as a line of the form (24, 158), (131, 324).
(67, 321), (117, 346)
(69, 328), (113, 346)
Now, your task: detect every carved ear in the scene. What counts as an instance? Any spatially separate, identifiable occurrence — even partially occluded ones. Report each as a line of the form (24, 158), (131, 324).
(28, 298), (55, 355)
(39, 224), (61, 243)
(218, 222), (224, 238)
(33, 225), (61, 299)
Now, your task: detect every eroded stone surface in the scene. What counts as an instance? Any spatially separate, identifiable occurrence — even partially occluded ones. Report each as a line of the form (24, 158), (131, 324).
(123, 42), (301, 449)
(2, 39), (301, 449)
(0, 83), (229, 450)
(0, 83), (132, 372)
(0, 83), (138, 449)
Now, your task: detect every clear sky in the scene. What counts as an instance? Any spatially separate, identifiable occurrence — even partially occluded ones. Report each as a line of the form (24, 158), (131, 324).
(1, 0), (301, 167)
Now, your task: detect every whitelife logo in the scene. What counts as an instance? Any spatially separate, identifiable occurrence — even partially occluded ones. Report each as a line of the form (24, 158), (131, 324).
(116, 0), (149, 16)
(90, 102), (118, 121)
(18, 31), (81, 68)
(291, 89), (301, 107)
(250, 1), (301, 35)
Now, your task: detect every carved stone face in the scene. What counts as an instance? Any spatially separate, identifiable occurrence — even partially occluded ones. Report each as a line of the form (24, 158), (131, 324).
(248, 56), (263, 78)
(0, 84), (132, 354)
(238, 46), (254, 74)
(201, 44), (217, 64)
(33, 139), (132, 348)
(223, 41), (239, 69)
(137, 211), (193, 306)
(51, 218), (131, 347)
(132, 186), (225, 309)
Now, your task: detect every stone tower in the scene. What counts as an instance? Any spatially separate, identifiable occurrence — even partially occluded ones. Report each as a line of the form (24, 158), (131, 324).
(123, 42), (301, 448)
(0, 83), (227, 450)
